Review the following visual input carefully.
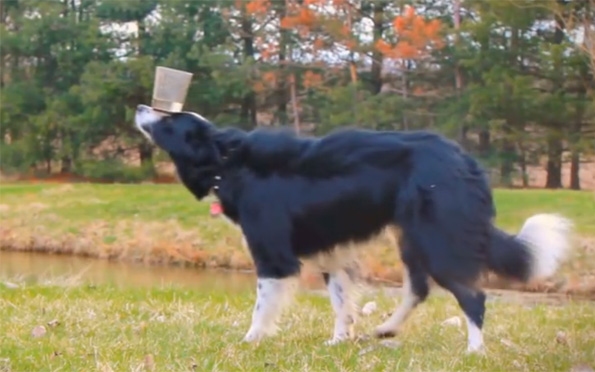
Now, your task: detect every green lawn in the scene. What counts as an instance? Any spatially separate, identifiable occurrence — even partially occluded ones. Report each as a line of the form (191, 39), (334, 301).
(0, 282), (593, 372)
(0, 183), (593, 234)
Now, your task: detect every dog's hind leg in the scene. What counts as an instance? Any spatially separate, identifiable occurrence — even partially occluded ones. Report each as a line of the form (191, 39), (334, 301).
(375, 240), (430, 338)
(323, 267), (359, 345)
(432, 275), (486, 354)
(243, 275), (299, 343)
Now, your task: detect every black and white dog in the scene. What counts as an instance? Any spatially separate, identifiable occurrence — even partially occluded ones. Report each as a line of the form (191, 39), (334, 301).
(135, 104), (572, 353)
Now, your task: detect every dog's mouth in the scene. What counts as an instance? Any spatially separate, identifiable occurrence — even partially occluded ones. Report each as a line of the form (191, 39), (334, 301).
(135, 104), (167, 143)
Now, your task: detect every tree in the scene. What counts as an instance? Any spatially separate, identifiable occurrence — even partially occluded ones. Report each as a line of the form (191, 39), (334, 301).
(0, 0), (592, 188)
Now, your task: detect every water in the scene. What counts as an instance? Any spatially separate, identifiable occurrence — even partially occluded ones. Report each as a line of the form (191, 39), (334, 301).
(0, 250), (257, 292)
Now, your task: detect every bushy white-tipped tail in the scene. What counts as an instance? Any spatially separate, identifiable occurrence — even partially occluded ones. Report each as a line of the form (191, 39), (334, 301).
(516, 213), (574, 280)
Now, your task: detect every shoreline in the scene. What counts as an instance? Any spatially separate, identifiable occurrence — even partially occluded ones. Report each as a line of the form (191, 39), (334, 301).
(2, 243), (594, 300)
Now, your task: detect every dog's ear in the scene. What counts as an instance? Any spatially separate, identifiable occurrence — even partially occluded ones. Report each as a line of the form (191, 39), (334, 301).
(212, 127), (246, 160)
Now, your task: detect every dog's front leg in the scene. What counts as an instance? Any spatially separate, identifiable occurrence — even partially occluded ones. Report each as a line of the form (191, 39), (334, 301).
(243, 276), (298, 343)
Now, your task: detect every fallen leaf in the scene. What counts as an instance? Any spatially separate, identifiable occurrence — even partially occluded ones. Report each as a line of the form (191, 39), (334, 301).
(379, 340), (400, 349)
(134, 322), (147, 335)
(143, 354), (155, 371)
(31, 325), (47, 338)
(570, 365), (595, 372)
(500, 338), (518, 349)
(556, 331), (569, 345)
(361, 301), (378, 316)
(441, 316), (462, 327)
(358, 345), (377, 356)
(2, 281), (19, 289)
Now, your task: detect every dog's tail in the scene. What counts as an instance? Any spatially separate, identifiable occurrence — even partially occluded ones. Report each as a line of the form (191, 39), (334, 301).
(487, 214), (573, 282)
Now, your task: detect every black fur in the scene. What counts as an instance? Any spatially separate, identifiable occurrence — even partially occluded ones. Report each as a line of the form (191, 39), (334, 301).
(137, 108), (540, 336)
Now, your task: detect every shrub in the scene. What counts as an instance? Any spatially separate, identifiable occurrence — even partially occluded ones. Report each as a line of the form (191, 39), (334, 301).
(74, 159), (155, 183)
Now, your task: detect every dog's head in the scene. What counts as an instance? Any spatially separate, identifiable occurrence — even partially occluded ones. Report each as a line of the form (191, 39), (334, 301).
(135, 104), (218, 160)
(135, 104), (227, 199)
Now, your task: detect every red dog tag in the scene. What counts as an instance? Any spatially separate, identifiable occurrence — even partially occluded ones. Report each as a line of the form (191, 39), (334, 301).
(210, 201), (223, 216)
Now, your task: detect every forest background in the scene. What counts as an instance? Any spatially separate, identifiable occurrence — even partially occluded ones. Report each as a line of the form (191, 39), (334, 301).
(1, 0), (594, 189)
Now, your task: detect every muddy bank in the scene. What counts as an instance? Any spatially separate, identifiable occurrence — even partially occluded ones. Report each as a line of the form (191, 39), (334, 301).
(2, 238), (594, 300)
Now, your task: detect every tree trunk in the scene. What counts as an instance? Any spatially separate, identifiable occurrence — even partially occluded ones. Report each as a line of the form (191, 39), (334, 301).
(500, 140), (515, 187)
(139, 143), (154, 170)
(478, 129), (490, 157)
(370, 2), (385, 94)
(569, 97), (585, 190)
(569, 16), (590, 190)
(289, 73), (300, 134)
(275, 0), (288, 126)
(518, 145), (528, 188)
(401, 59), (409, 130)
(545, 136), (563, 189)
(545, 3), (565, 189)
(60, 156), (72, 174)
(240, 15), (257, 129)
(453, 0), (467, 146)
(570, 151), (580, 190)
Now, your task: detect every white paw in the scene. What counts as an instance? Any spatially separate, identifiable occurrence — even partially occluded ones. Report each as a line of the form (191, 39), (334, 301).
(466, 344), (486, 355)
(242, 329), (265, 343)
(242, 326), (276, 343)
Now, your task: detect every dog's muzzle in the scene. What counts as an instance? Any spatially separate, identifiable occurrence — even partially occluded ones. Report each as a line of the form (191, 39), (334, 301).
(135, 104), (159, 142)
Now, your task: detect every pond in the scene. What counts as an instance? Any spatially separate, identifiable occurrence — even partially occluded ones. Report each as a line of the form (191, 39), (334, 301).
(0, 250), (260, 292)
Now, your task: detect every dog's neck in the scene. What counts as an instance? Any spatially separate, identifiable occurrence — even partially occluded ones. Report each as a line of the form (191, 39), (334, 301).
(208, 126), (248, 194)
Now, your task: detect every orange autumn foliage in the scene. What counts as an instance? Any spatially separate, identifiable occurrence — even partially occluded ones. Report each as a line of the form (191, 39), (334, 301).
(302, 70), (323, 89)
(313, 37), (325, 50)
(281, 7), (317, 29)
(279, 0), (357, 56)
(253, 71), (278, 93)
(376, 5), (443, 60)
(262, 71), (277, 84)
(245, 0), (269, 15)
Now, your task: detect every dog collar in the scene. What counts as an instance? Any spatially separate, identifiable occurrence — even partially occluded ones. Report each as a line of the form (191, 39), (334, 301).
(212, 175), (222, 192)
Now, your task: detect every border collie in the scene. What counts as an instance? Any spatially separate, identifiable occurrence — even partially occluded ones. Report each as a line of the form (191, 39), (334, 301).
(135, 104), (573, 353)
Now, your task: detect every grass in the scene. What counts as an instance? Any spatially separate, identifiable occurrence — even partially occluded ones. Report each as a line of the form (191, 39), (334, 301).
(1, 184), (594, 370)
(0, 280), (594, 372)
(1, 183), (593, 233)
(0, 182), (594, 290)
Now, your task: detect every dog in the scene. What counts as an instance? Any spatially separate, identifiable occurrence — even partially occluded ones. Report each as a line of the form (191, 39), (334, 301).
(135, 104), (573, 353)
